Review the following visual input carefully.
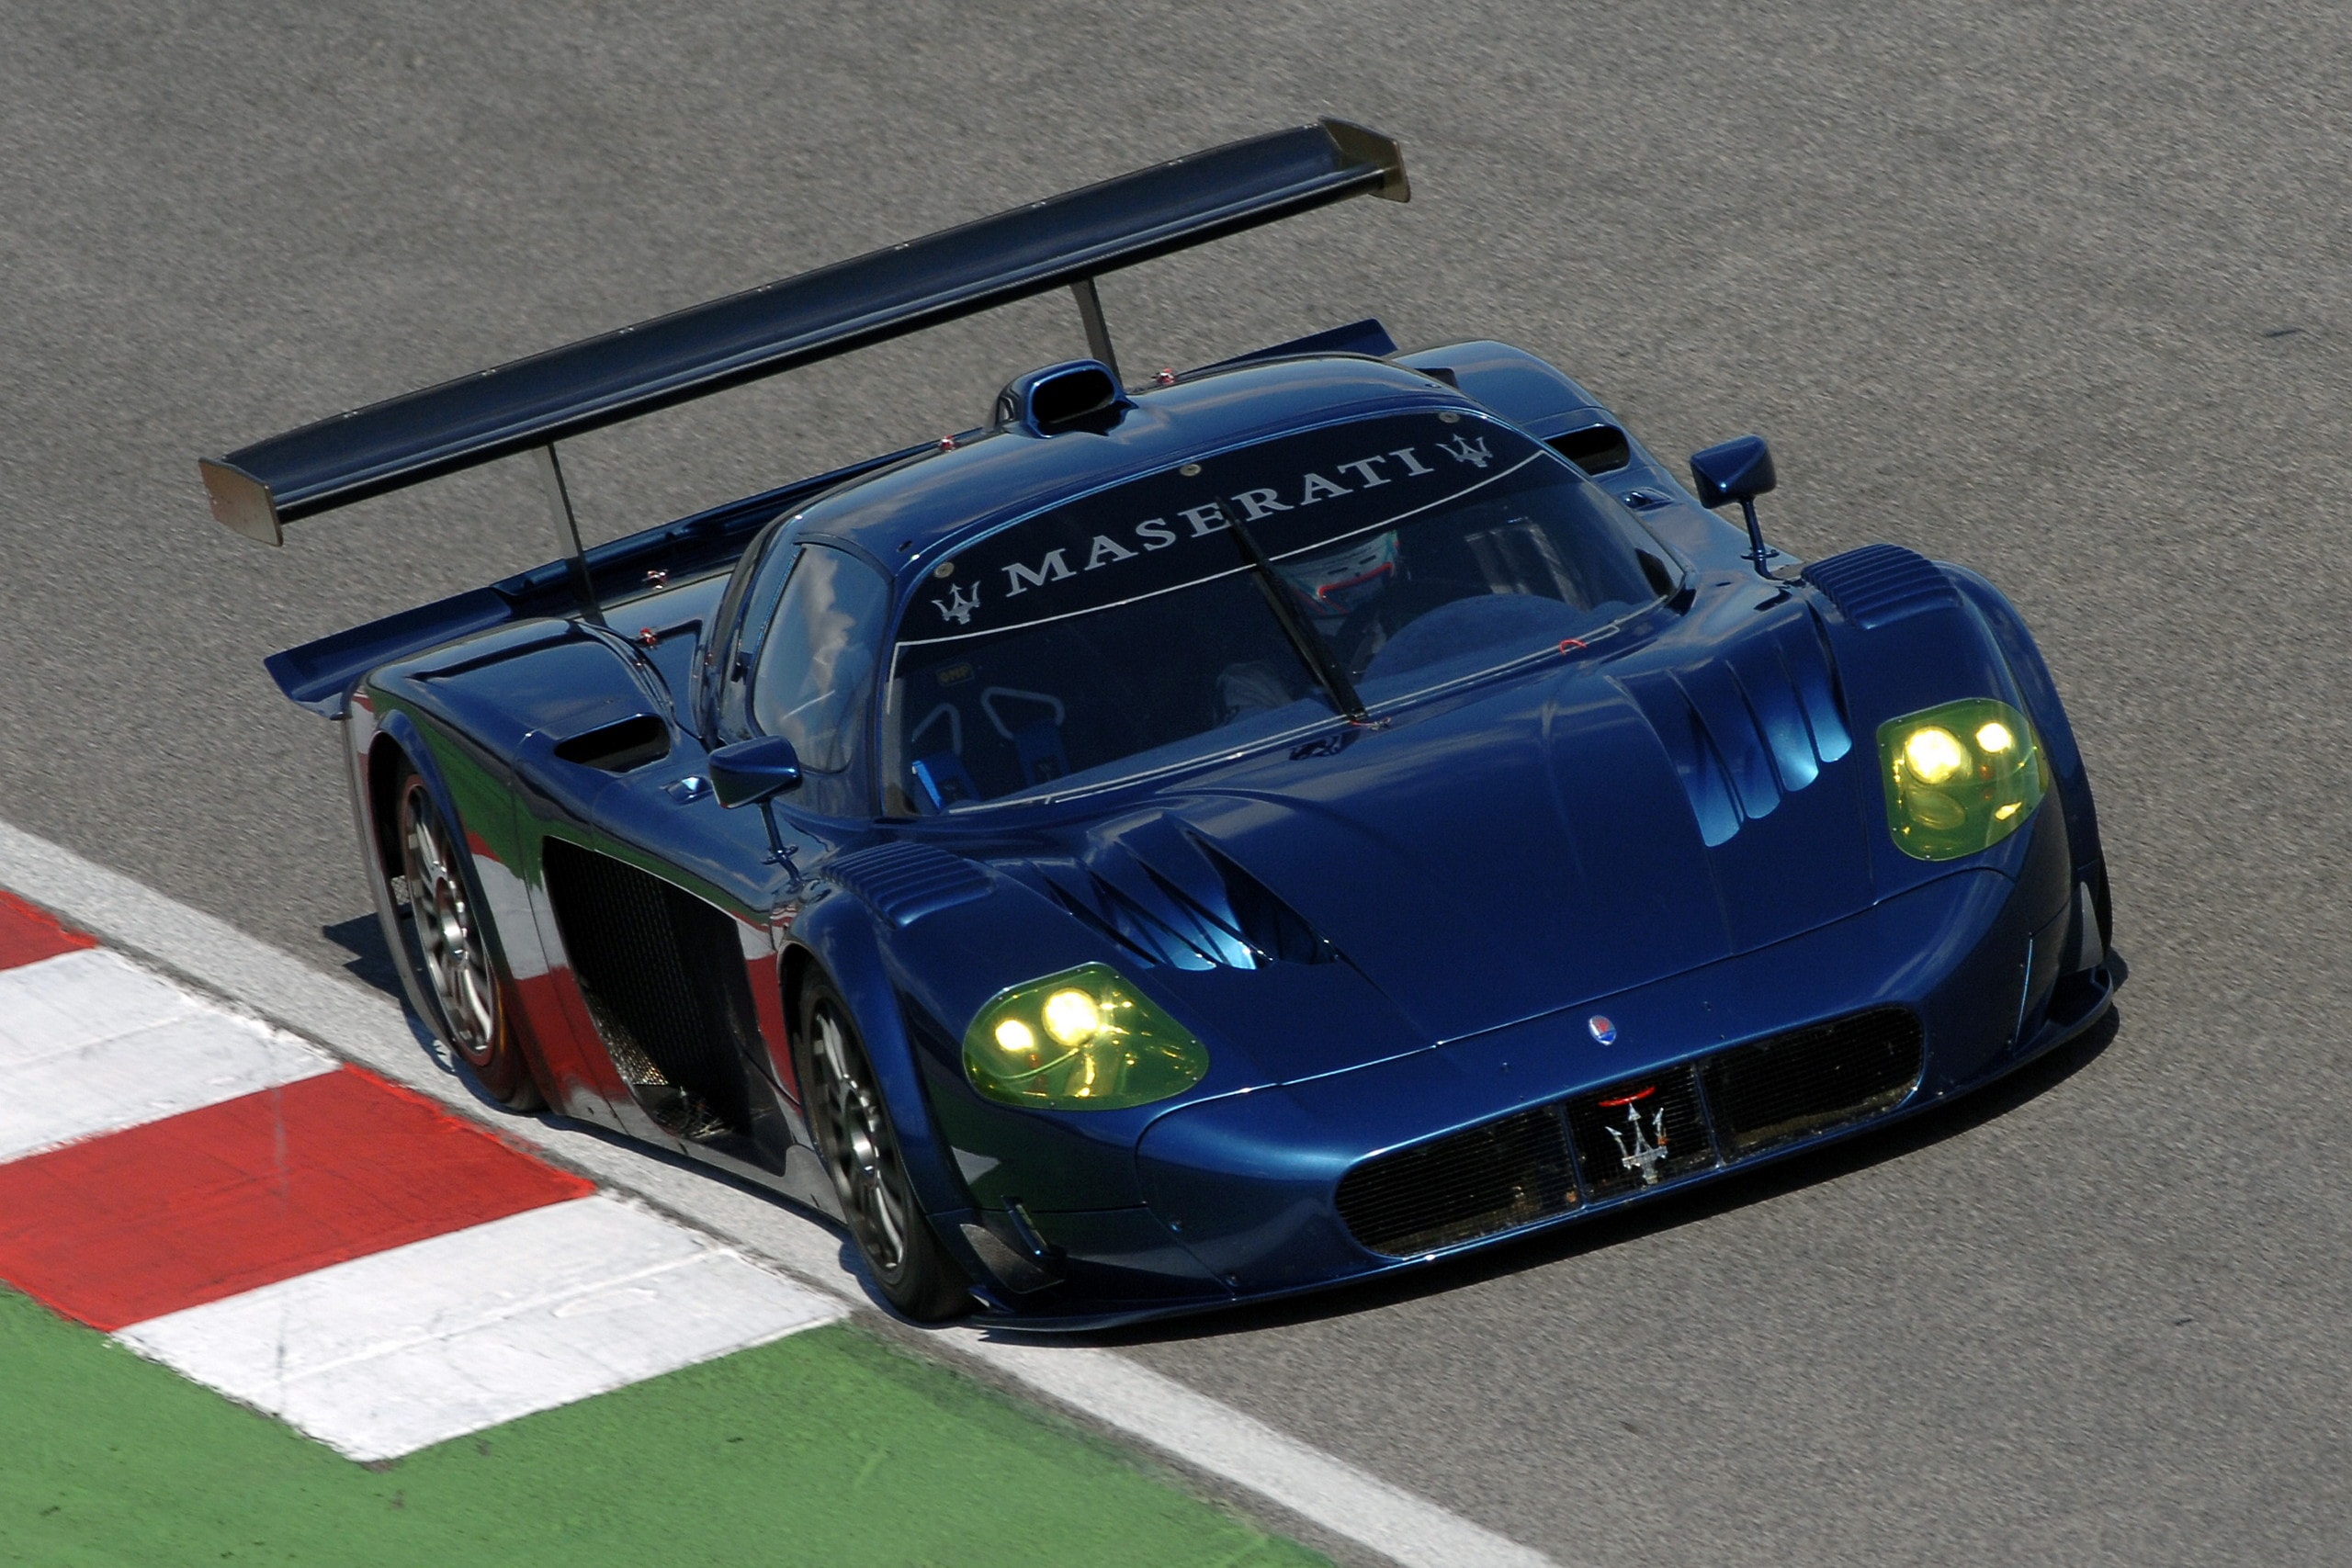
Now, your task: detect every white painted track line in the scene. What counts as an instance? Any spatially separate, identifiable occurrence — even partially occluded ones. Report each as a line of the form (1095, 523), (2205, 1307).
(0, 948), (334, 1161)
(0, 817), (1563, 1568)
(953, 1331), (1559, 1568)
(119, 1194), (845, 1462)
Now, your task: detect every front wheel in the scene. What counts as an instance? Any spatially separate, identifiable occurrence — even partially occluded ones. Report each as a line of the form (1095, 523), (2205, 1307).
(391, 761), (543, 1111)
(796, 974), (969, 1320)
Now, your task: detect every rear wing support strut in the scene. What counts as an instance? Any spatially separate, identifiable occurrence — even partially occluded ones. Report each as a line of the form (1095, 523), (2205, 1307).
(1070, 277), (1120, 383)
(529, 446), (601, 621)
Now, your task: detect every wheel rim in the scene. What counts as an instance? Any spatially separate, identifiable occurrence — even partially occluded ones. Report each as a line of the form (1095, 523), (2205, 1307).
(809, 1006), (912, 1275)
(400, 782), (498, 1062)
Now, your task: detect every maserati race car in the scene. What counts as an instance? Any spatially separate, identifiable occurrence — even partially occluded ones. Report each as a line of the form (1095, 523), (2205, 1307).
(200, 121), (2118, 1325)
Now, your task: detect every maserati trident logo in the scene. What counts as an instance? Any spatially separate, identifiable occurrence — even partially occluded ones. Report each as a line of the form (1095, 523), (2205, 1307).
(933, 581), (981, 626)
(1587, 1014), (1617, 1045)
(1600, 1087), (1669, 1186)
(1439, 433), (1493, 468)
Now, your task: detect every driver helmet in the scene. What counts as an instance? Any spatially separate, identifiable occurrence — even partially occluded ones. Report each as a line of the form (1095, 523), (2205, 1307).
(1274, 530), (1398, 621)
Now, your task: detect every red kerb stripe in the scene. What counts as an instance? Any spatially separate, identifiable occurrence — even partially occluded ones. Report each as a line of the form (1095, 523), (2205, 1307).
(0, 890), (96, 971)
(0, 1066), (591, 1330)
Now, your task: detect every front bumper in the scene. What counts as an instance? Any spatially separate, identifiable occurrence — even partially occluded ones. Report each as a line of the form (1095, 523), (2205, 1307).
(967, 819), (2113, 1327)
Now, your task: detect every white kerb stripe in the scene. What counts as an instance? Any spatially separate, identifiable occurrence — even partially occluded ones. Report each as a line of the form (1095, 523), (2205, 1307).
(118, 1195), (846, 1462)
(0, 949), (334, 1162)
(0, 948), (203, 1058)
(0, 817), (1565, 1567)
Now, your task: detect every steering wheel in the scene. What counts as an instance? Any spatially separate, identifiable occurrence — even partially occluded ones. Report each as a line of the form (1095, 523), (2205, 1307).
(1333, 578), (1486, 679)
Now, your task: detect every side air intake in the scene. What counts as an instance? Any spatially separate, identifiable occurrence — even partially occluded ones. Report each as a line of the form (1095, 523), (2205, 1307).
(541, 840), (759, 1138)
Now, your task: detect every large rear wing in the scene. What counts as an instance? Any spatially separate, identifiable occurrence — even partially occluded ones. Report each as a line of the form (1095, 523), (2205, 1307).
(199, 118), (1407, 545)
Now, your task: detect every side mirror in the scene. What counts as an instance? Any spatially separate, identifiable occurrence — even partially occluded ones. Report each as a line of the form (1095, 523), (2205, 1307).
(1689, 434), (1783, 578)
(1687, 434), (1777, 509)
(709, 735), (804, 808)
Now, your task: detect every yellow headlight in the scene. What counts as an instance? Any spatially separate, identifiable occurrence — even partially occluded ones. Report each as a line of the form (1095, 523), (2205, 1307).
(964, 963), (1212, 1111)
(1902, 727), (1969, 784)
(992, 1018), (1039, 1059)
(1876, 699), (2045, 862)
(1041, 988), (1104, 1047)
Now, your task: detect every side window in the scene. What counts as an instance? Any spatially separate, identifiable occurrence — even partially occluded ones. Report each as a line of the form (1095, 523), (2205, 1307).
(749, 544), (890, 815)
(711, 533), (796, 743)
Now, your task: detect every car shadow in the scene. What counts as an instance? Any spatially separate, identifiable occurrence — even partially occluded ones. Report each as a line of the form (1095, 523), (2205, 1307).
(1057, 985), (2129, 1351)
(320, 911), (405, 998)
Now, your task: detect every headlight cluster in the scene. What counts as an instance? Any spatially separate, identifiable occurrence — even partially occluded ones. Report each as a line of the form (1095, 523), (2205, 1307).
(1877, 697), (2047, 861)
(962, 962), (1210, 1111)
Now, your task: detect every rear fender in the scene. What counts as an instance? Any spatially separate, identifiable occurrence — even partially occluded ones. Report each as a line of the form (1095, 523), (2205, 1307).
(358, 703), (563, 1109)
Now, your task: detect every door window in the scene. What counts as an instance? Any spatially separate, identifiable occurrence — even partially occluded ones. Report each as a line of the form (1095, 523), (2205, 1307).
(748, 543), (889, 814)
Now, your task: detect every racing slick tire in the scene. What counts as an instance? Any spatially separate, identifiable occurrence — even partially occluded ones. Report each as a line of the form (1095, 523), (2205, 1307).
(796, 973), (971, 1321)
(390, 759), (545, 1112)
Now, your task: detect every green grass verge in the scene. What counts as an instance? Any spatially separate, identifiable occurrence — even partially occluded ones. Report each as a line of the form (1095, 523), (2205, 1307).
(0, 1288), (1323, 1567)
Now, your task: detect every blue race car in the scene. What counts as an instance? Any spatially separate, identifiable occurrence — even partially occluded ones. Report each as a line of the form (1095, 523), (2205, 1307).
(202, 120), (2117, 1325)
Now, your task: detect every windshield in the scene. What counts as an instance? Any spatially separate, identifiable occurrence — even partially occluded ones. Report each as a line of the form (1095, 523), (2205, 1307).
(882, 410), (1668, 813)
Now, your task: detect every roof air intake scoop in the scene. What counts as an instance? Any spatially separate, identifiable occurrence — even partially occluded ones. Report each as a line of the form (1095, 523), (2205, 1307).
(995, 359), (1133, 436)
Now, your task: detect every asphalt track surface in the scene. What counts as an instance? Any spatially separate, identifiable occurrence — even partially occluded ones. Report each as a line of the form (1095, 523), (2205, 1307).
(2, 3), (2346, 1562)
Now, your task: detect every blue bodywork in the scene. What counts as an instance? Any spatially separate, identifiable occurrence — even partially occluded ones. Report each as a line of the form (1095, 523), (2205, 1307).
(292, 337), (2116, 1325)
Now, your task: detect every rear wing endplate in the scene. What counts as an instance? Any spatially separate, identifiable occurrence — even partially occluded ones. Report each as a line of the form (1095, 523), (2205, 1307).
(200, 118), (1407, 544)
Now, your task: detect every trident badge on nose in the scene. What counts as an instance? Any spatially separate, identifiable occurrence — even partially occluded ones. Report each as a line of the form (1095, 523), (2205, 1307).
(1600, 1086), (1668, 1185)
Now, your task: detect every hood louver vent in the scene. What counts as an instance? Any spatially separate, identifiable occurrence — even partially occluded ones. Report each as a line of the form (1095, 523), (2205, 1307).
(1196, 840), (1332, 965)
(1623, 615), (1852, 847)
(1043, 833), (1334, 971)
(828, 842), (991, 928)
(1803, 544), (1958, 630)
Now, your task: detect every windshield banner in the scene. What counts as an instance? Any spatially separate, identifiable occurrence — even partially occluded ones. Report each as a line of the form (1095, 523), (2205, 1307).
(902, 412), (1552, 646)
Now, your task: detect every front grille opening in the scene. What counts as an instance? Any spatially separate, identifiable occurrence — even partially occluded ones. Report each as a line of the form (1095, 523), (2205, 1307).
(1336, 1104), (1577, 1257)
(1565, 1066), (1716, 1200)
(1699, 1007), (1924, 1158)
(1332, 1006), (1928, 1259)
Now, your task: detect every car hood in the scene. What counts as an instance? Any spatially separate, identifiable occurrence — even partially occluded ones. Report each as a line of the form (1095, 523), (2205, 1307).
(1050, 598), (1888, 1061)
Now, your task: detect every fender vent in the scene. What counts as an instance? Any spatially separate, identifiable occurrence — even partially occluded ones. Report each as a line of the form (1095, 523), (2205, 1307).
(1802, 544), (1957, 630)
(1547, 422), (1631, 475)
(552, 713), (671, 773)
(829, 842), (991, 927)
